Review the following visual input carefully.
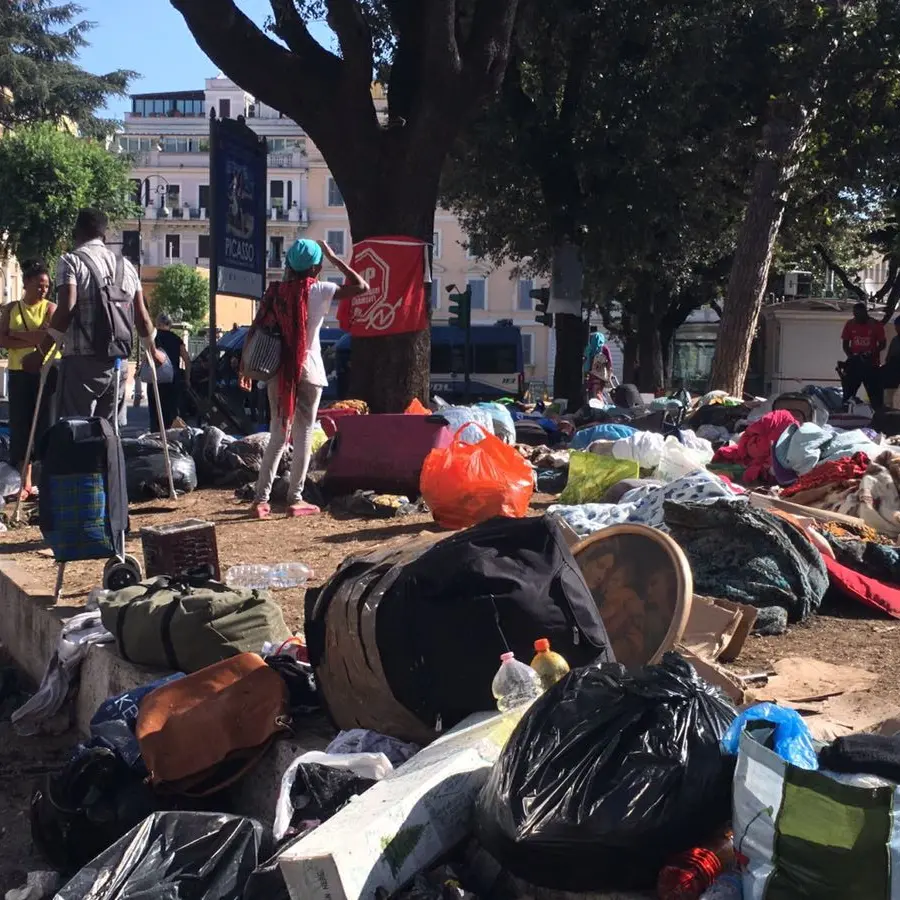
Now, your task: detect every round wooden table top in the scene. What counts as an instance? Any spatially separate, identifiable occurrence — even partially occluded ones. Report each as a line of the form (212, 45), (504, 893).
(571, 524), (693, 668)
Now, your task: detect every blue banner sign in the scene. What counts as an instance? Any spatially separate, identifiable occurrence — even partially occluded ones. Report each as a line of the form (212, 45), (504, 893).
(210, 115), (267, 299)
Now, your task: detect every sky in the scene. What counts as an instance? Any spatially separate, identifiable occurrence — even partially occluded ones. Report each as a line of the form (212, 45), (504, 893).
(74, 0), (334, 120)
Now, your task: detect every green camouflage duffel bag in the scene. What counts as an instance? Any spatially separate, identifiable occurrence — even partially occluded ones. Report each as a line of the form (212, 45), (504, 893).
(99, 576), (291, 673)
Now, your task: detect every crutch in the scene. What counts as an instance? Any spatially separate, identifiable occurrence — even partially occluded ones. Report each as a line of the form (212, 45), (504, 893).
(12, 350), (58, 525)
(143, 348), (177, 500)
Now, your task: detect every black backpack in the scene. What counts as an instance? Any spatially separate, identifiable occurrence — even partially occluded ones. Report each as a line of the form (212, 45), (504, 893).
(305, 515), (615, 744)
(75, 249), (134, 359)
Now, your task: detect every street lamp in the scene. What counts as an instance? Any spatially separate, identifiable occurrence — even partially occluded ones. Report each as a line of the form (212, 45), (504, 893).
(136, 175), (170, 279)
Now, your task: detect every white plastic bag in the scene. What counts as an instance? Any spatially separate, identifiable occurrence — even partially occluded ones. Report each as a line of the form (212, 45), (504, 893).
(273, 751), (393, 840)
(0, 461), (21, 499)
(655, 436), (713, 483)
(138, 351), (175, 385)
(612, 431), (665, 469)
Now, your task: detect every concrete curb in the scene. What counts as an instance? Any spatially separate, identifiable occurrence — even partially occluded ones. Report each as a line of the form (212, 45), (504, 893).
(0, 561), (331, 824)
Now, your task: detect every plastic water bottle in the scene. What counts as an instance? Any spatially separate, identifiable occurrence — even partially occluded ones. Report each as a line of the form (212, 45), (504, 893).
(225, 562), (312, 590)
(658, 831), (735, 900)
(530, 638), (570, 691)
(491, 652), (542, 713)
(700, 873), (742, 900)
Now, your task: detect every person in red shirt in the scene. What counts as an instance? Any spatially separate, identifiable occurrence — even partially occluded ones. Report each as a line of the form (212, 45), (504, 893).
(840, 302), (885, 407)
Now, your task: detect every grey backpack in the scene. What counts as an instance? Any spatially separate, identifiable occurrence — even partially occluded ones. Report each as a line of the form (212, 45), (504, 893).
(75, 250), (134, 359)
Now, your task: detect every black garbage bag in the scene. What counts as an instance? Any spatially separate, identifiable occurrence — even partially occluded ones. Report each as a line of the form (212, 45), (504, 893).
(56, 812), (263, 900)
(474, 653), (736, 892)
(31, 747), (159, 874)
(123, 439), (198, 499)
(535, 467), (568, 494)
(193, 425), (236, 484)
(222, 432), (293, 478)
(164, 426), (204, 455)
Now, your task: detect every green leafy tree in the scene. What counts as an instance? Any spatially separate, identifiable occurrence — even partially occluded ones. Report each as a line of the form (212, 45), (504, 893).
(171, 0), (521, 412)
(0, 1), (135, 136)
(444, 0), (900, 395)
(0, 123), (138, 263)
(150, 263), (210, 328)
(442, 0), (757, 395)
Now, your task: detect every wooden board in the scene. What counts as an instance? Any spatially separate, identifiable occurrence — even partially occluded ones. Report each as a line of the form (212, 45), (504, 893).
(749, 491), (870, 529)
(571, 524), (693, 667)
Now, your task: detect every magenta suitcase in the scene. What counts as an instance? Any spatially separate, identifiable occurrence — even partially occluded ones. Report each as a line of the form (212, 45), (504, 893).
(324, 414), (453, 496)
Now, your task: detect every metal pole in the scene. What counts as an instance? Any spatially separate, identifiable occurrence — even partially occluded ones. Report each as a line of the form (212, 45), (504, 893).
(145, 347), (177, 500)
(464, 286), (472, 403)
(12, 354), (55, 524)
(207, 110), (218, 412)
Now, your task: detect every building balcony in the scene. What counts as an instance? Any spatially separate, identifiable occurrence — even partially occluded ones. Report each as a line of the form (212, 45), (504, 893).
(268, 256), (283, 270)
(131, 150), (209, 168)
(268, 206), (309, 226)
(138, 206), (207, 222)
(268, 150), (307, 169)
(128, 148), (307, 170)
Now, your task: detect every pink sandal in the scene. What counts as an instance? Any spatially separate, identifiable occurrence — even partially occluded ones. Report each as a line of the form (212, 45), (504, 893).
(287, 503), (320, 518)
(250, 502), (271, 519)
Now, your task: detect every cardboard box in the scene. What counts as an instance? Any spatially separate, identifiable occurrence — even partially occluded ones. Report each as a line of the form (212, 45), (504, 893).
(279, 712), (516, 900)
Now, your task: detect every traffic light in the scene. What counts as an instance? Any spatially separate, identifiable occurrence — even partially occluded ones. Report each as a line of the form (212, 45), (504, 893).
(448, 285), (472, 329)
(532, 287), (552, 327)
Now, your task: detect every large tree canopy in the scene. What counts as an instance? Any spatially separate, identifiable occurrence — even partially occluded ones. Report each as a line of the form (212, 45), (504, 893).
(0, 123), (137, 263)
(444, 0), (900, 395)
(0, 1), (134, 136)
(172, 0), (521, 411)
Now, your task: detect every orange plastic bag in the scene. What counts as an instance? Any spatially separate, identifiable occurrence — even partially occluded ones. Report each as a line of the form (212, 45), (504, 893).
(420, 424), (534, 530)
(404, 398), (430, 415)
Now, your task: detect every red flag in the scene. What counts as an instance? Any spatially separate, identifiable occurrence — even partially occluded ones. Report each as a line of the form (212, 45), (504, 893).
(338, 236), (429, 337)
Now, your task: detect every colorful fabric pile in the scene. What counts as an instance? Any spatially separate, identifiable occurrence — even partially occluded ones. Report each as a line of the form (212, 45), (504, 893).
(781, 452), (870, 499)
(713, 410), (799, 484)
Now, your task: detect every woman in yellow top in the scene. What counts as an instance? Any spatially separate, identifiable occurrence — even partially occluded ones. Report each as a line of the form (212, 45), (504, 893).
(0, 260), (57, 500)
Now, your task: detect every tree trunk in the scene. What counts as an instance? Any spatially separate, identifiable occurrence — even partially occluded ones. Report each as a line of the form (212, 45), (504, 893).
(709, 100), (821, 395)
(621, 333), (637, 384)
(344, 162), (439, 412)
(635, 298), (664, 393)
(553, 313), (587, 411)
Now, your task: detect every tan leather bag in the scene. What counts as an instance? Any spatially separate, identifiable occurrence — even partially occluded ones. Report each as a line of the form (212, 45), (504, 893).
(136, 652), (288, 796)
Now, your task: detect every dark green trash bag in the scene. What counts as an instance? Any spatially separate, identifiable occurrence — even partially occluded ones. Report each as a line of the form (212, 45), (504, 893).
(99, 577), (291, 673)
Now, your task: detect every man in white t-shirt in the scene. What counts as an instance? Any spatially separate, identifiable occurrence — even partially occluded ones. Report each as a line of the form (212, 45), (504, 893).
(24, 208), (164, 424)
(246, 238), (369, 518)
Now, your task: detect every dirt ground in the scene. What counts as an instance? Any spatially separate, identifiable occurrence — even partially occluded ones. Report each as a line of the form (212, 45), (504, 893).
(1, 488), (443, 630)
(0, 663), (72, 895)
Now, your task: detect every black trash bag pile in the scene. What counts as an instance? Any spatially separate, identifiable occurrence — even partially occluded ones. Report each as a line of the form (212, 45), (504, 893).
(242, 835), (305, 900)
(193, 425), (236, 484)
(55, 811), (263, 900)
(191, 427), (294, 487)
(122, 438), (198, 500)
(163, 425), (204, 455)
(289, 763), (377, 823)
(31, 746), (159, 874)
(475, 652), (736, 893)
(222, 432), (291, 478)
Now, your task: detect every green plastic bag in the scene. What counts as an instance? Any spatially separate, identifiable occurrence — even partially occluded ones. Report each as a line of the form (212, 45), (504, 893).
(559, 452), (639, 504)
